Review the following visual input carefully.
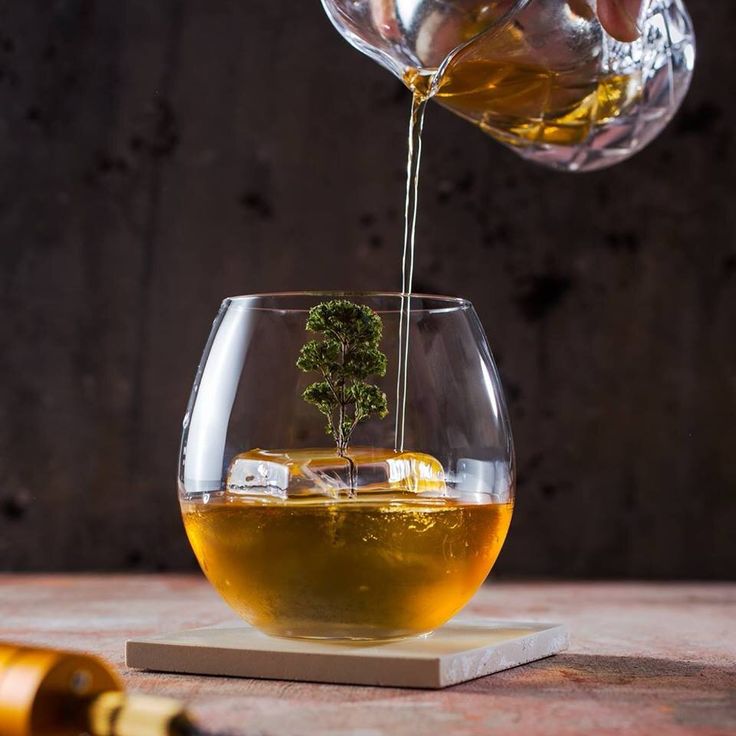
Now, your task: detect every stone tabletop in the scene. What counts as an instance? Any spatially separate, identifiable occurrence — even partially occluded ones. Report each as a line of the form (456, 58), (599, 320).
(0, 576), (734, 735)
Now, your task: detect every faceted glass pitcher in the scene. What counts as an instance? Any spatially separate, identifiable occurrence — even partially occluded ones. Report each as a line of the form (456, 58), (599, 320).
(179, 293), (514, 640)
(322, 0), (695, 171)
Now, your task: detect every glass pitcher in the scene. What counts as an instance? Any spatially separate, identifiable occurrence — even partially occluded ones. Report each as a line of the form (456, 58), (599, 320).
(322, 0), (695, 171)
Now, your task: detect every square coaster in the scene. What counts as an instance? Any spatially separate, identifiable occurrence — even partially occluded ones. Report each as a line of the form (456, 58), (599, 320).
(126, 618), (568, 689)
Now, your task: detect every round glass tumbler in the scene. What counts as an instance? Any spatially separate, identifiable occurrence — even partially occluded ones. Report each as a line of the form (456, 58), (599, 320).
(179, 293), (514, 640)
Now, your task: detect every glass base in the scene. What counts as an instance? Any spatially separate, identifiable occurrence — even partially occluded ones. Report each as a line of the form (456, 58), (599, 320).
(258, 622), (434, 643)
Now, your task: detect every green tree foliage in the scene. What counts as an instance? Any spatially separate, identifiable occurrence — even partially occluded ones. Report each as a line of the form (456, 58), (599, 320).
(297, 300), (389, 465)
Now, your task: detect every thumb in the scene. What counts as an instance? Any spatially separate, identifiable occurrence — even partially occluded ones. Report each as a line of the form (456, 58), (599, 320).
(597, 0), (643, 42)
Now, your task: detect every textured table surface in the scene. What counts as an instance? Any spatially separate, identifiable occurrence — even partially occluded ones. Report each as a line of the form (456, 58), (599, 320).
(1, 576), (734, 736)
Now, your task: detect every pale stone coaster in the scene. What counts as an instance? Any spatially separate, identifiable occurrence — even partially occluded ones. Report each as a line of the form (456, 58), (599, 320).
(126, 618), (568, 689)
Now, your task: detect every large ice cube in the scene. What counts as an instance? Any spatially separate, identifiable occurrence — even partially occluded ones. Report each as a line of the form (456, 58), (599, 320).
(226, 447), (446, 498)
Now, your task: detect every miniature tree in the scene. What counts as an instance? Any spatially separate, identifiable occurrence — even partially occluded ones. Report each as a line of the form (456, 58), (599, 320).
(297, 299), (389, 490)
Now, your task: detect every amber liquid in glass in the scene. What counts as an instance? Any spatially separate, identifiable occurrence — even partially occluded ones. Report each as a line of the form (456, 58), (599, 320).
(182, 493), (513, 640)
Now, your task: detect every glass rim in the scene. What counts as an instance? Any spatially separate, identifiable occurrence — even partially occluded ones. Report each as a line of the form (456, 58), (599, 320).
(223, 291), (473, 314)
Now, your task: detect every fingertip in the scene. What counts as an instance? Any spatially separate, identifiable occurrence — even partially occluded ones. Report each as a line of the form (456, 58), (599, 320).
(597, 0), (642, 43)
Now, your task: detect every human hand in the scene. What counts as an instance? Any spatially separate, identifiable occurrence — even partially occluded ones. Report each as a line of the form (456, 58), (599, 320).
(597, 0), (644, 42)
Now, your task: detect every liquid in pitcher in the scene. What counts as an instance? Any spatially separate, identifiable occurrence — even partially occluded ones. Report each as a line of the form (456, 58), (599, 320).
(406, 15), (641, 148)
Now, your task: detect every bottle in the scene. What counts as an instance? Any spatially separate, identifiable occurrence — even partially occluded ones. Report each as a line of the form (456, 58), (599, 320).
(0, 643), (197, 736)
(322, 0), (695, 171)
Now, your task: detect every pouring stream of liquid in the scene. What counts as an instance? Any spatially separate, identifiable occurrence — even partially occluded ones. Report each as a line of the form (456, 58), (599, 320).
(394, 91), (427, 452)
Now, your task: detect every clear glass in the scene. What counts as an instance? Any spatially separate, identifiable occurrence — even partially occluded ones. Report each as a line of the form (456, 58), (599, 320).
(322, 0), (695, 171)
(179, 292), (514, 641)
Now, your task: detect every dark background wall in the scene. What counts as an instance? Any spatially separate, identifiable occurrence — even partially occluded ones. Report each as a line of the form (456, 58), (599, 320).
(0, 0), (733, 577)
